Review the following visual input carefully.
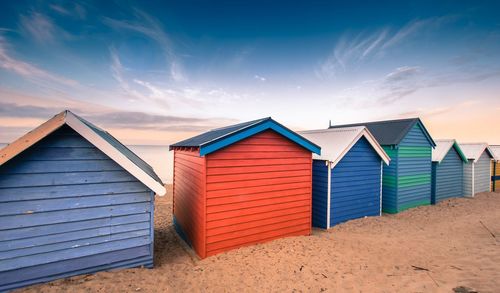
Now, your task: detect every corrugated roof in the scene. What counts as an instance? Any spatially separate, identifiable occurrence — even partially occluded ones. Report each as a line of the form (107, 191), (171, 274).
(170, 117), (269, 147)
(170, 117), (321, 156)
(299, 126), (390, 168)
(432, 139), (467, 163)
(329, 118), (436, 147)
(490, 145), (500, 162)
(458, 142), (494, 162)
(0, 110), (166, 195)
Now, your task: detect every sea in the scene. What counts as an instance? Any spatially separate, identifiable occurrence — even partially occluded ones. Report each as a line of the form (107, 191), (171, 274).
(0, 143), (173, 184)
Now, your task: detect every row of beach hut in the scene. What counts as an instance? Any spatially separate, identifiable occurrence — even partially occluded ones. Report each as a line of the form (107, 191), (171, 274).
(0, 110), (498, 291)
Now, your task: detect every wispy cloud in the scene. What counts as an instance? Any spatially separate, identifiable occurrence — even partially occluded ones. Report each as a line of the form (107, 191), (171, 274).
(50, 3), (86, 19)
(0, 101), (237, 133)
(19, 11), (74, 43)
(0, 35), (79, 87)
(103, 8), (186, 82)
(335, 65), (500, 106)
(316, 16), (459, 78)
(254, 74), (266, 81)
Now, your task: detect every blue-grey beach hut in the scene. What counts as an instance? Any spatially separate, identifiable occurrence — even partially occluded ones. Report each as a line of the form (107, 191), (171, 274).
(458, 143), (494, 197)
(300, 126), (390, 228)
(330, 118), (436, 213)
(431, 139), (468, 204)
(0, 110), (165, 291)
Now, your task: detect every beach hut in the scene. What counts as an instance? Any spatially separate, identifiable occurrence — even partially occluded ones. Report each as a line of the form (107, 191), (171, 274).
(489, 145), (500, 192)
(330, 118), (436, 214)
(0, 110), (165, 292)
(298, 127), (390, 228)
(431, 139), (468, 204)
(169, 117), (320, 258)
(458, 143), (494, 197)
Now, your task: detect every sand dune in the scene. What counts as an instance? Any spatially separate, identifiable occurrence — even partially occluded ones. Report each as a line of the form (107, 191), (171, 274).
(19, 187), (499, 292)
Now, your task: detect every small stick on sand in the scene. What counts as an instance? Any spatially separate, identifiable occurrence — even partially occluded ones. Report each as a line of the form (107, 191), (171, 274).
(426, 272), (439, 287)
(411, 265), (429, 271)
(479, 221), (496, 239)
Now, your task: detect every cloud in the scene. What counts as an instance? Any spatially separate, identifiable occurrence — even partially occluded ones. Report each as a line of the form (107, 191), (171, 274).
(316, 16), (458, 78)
(19, 11), (74, 43)
(103, 8), (186, 82)
(0, 101), (237, 133)
(0, 35), (79, 87)
(254, 74), (266, 81)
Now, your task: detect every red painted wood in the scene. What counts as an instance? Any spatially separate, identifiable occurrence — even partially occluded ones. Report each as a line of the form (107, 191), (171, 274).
(172, 149), (206, 258)
(172, 130), (313, 259)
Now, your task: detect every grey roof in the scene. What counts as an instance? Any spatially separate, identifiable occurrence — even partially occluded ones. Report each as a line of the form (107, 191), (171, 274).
(74, 113), (164, 185)
(330, 118), (435, 146)
(170, 117), (270, 148)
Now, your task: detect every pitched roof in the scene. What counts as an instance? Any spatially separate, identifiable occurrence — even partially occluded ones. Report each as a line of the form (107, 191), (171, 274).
(170, 117), (321, 156)
(490, 145), (500, 162)
(299, 126), (390, 168)
(329, 118), (436, 147)
(432, 139), (468, 163)
(458, 143), (494, 162)
(0, 110), (166, 195)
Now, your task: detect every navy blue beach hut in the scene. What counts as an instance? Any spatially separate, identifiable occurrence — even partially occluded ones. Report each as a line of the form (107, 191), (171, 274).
(330, 118), (436, 214)
(300, 126), (390, 228)
(0, 110), (165, 291)
(431, 139), (468, 204)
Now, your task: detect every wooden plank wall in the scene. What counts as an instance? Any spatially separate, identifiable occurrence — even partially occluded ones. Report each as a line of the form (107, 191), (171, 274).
(0, 125), (153, 291)
(204, 130), (312, 257)
(172, 148), (206, 258)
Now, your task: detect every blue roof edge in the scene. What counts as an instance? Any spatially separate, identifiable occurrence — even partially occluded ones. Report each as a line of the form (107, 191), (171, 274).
(199, 119), (321, 156)
(416, 119), (437, 148)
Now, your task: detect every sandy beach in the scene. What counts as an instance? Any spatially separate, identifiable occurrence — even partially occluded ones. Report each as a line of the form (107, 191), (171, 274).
(18, 186), (499, 293)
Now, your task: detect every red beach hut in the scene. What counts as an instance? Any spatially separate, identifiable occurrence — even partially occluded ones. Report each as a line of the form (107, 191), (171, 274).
(169, 117), (321, 258)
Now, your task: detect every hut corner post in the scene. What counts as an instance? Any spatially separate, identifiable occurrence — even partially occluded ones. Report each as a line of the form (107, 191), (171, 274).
(326, 160), (332, 229)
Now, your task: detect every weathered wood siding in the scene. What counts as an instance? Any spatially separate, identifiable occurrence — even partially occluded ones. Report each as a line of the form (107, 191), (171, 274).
(204, 130), (312, 257)
(492, 161), (500, 192)
(0, 125), (154, 292)
(474, 151), (492, 194)
(381, 146), (398, 213)
(330, 137), (381, 226)
(172, 148), (206, 258)
(463, 159), (474, 197)
(431, 147), (464, 204)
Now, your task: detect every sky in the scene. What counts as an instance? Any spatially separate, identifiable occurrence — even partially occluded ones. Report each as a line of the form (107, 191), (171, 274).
(1, 0), (500, 145)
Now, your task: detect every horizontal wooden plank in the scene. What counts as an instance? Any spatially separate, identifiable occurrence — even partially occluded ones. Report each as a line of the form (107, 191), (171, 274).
(207, 211), (310, 237)
(0, 202), (151, 230)
(0, 181), (149, 202)
(207, 199), (310, 221)
(35, 135), (95, 148)
(206, 223), (310, 253)
(207, 151), (309, 160)
(207, 175), (310, 191)
(207, 216), (310, 244)
(0, 160), (122, 174)
(0, 236), (151, 272)
(0, 245), (151, 291)
(207, 181), (310, 198)
(207, 163), (310, 176)
(213, 143), (306, 153)
(207, 187), (310, 206)
(18, 147), (110, 161)
(0, 192), (151, 216)
(207, 157), (311, 168)
(207, 229), (309, 257)
(0, 170), (137, 188)
(0, 229), (150, 260)
(207, 193), (310, 214)
(207, 205), (310, 229)
(207, 169), (310, 184)
(0, 214), (150, 242)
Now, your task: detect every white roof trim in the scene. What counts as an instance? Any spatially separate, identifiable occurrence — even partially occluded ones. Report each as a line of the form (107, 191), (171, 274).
(299, 126), (390, 168)
(458, 142), (494, 163)
(0, 111), (166, 195)
(432, 139), (460, 163)
(490, 145), (500, 162)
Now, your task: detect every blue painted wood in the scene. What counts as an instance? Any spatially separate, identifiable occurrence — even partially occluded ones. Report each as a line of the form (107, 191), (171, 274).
(0, 125), (154, 291)
(199, 120), (321, 156)
(311, 160), (328, 228)
(432, 146), (464, 204)
(400, 122), (435, 147)
(0, 245), (152, 292)
(0, 181), (149, 202)
(330, 137), (381, 226)
(381, 146), (398, 213)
